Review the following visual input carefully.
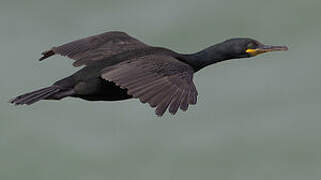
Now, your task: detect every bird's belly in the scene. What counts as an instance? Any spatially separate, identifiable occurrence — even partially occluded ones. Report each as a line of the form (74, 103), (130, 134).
(73, 78), (132, 101)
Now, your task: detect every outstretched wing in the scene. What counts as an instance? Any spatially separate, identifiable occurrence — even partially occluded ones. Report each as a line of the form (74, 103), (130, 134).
(39, 31), (149, 67)
(100, 55), (198, 116)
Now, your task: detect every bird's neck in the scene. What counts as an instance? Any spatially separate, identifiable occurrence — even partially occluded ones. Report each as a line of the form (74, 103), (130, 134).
(179, 43), (233, 72)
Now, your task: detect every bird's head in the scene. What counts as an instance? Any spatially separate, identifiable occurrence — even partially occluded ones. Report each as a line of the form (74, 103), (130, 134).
(220, 38), (288, 59)
(178, 38), (288, 71)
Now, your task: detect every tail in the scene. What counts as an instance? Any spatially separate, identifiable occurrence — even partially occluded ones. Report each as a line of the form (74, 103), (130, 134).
(10, 86), (61, 105)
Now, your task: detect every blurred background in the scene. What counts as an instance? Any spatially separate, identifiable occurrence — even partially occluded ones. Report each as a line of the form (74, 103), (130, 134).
(1, 0), (321, 179)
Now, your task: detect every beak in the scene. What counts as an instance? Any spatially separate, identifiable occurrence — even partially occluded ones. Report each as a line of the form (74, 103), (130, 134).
(257, 45), (288, 53)
(246, 45), (288, 56)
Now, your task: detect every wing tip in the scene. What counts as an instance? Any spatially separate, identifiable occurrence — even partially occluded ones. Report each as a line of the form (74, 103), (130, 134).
(39, 49), (55, 61)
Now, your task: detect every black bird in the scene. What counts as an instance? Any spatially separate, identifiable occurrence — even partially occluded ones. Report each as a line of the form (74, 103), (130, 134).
(10, 31), (288, 116)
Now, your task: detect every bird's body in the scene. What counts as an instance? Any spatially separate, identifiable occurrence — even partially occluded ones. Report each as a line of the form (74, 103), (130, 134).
(53, 47), (176, 102)
(10, 31), (287, 116)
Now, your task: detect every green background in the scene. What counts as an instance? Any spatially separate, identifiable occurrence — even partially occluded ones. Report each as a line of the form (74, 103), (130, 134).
(1, 0), (321, 179)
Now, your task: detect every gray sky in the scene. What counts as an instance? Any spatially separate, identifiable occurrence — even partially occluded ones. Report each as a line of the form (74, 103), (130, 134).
(1, 0), (321, 179)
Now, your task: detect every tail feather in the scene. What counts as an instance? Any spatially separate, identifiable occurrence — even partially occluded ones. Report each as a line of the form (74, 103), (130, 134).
(21, 88), (59, 105)
(10, 86), (61, 105)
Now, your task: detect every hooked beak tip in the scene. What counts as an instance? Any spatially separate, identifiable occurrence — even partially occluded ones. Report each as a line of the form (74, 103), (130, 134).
(259, 45), (288, 52)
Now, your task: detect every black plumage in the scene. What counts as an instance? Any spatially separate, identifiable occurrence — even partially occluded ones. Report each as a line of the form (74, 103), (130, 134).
(10, 31), (287, 116)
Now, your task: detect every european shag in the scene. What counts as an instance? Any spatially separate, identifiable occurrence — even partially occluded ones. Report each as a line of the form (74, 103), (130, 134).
(10, 31), (288, 116)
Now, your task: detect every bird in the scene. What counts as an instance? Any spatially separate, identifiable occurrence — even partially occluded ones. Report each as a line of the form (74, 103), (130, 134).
(10, 31), (288, 116)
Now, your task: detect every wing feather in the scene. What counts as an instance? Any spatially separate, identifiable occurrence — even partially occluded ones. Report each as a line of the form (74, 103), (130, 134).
(168, 89), (184, 115)
(39, 31), (149, 67)
(155, 86), (178, 116)
(101, 55), (198, 116)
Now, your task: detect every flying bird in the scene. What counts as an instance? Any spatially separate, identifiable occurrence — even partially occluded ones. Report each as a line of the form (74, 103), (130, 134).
(10, 31), (288, 116)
